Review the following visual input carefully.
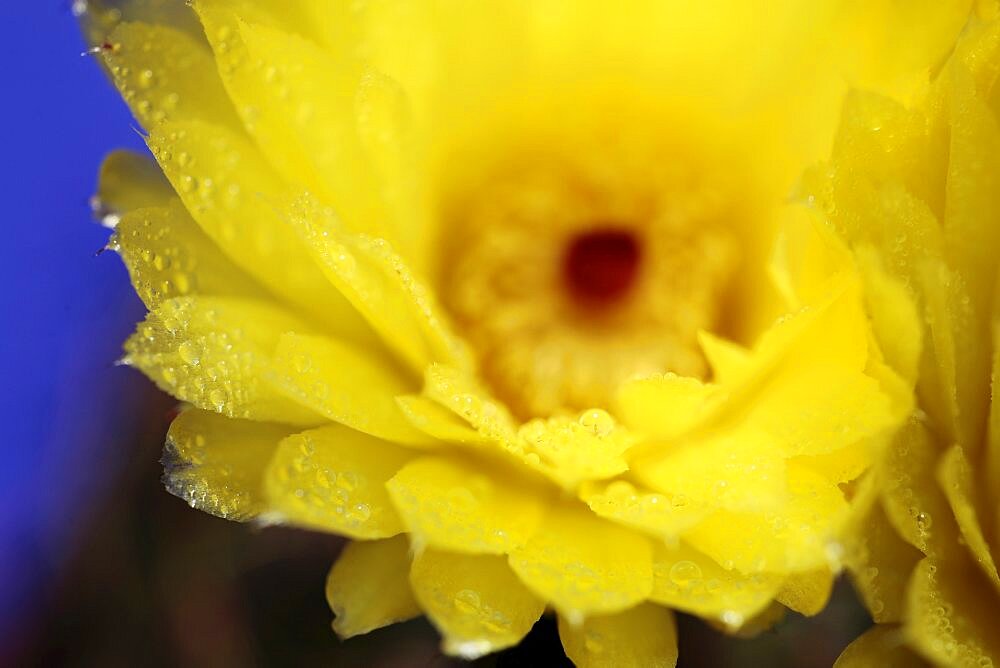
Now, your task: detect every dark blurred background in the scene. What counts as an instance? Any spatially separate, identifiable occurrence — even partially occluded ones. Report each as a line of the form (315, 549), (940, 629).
(1, 4), (872, 666)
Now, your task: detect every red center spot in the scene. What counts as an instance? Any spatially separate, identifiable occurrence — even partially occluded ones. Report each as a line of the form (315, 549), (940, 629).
(563, 229), (641, 306)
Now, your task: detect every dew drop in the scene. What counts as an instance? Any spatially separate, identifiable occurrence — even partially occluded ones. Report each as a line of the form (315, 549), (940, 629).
(138, 69), (155, 89)
(578, 409), (615, 436)
(583, 631), (605, 654)
(346, 503), (371, 523)
(669, 560), (703, 587)
(178, 341), (200, 366)
(453, 589), (482, 615)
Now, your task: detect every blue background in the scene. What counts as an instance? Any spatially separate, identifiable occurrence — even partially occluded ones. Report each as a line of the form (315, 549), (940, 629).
(1, 2), (151, 646)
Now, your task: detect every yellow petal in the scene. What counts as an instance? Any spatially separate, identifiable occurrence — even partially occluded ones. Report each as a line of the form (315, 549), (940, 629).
(697, 331), (752, 385)
(95, 149), (173, 219)
(843, 497), (924, 624)
(735, 282), (901, 459)
(776, 569), (834, 617)
(938, 445), (1000, 587)
(80, 0), (203, 48)
(146, 120), (371, 341)
(421, 364), (519, 446)
(113, 201), (267, 308)
(940, 57), (1000, 453)
(225, 17), (419, 260)
(326, 536), (420, 638)
(649, 542), (781, 626)
(684, 465), (848, 573)
(987, 326), (1000, 534)
(124, 296), (320, 424)
(509, 505), (653, 620)
(615, 373), (719, 441)
(410, 549), (545, 659)
(386, 456), (545, 555)
(768, 206), (852, 311)
(633, 429), (786, 514)
(792, 440), (873, 485)
(833, 0), (975, 92)
(558, 604), (677, 668)
(906, 557), (1000, 666)
(918, 259), (975, 452)
(164, 408), (293, 521)
(517, 412), (634, 489)
(878, 417), (961, 558)
(395, 394), (491, 447)
(267, 332), (431, 446)
(286, 194), (471, 373)
(193, 5), (357, 200)
(711, 602), (787, 639)
(834, 625), (924, 668)
(265, 424), (413, 539)
(102, 21), (239, 129)
(580, 479), (708, 542)
(854, 246), (923, 388)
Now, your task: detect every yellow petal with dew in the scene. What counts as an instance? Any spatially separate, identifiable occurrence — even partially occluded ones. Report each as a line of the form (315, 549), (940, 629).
(265, 424), (413, 539)
(776, 569), (834, 617)
(744, 360), (897, 459)
(268, 332), (431, 446)
(326, 536), (420, 638)
(517, 411), (635, 489)
(834, 625), (925, 668)
(558, 603), (677, 668)
(941, 58), (1000, 452)
(286, 193), (471, 373)
(123, 295), (319, 424)
(649, 541), (781, 627)
(938, 445), (1000, 587)
(193, 4), (357, 204)
(918, 259), (974, 452)
(410, 549), (545, 659)
(580, 479), (708, 542)
(80, 0), (203, 48)
(878, 417), (961, 558)
(626, 275), (895, 473)
(843, 496), (924, 624)
(906, 557), (1000, 667)
(146, 120), (372, 341)
(113, 201), (267, 308)
(684, 465), (849, 574)
(395, 395), (491, 447)
(163, 408), (293, 521)
(509, 504), (653, 621)
(95, 149), (173, 221)
(233, 18), (413, 255)
(987, 326), (1000, 535)
(421, 364), (520, 446)
(734, 281), (901, 459)
(387, 456), (546, 555)
(102, 21), (239, 130)
(633, 428), (786, 514)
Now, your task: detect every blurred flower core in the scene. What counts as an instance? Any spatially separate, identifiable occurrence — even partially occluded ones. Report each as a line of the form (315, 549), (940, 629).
(80, 0), (979, 665)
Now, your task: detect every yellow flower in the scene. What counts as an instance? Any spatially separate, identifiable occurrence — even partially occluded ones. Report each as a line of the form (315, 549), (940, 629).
(800, 6), (1000, 667)
(83, 0), (967, 663)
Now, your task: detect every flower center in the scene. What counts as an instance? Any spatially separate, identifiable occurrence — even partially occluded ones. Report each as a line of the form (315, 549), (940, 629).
(563, 229), (641, 307)
(436, 131), (745, 419)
